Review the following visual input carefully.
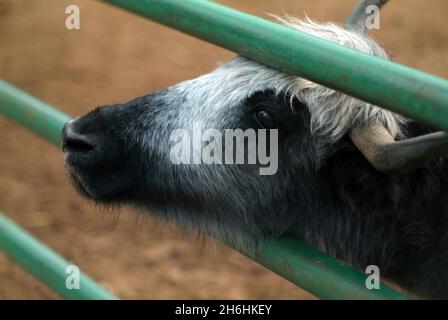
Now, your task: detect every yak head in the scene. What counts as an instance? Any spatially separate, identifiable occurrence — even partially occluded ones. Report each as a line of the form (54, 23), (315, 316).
(62, 19), (405, 249)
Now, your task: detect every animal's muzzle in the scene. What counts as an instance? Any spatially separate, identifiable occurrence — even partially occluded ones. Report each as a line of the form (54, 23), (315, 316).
(60, 105), (136, 201)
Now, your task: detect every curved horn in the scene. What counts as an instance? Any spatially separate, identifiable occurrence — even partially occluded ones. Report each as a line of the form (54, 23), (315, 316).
(350, 124), (448, 174)
(345, 0), (448, 174)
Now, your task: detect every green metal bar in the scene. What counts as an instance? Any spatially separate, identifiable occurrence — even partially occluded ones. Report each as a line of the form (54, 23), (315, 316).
(0, 79), (70, 146)
(0, 79), (408, 299)
(244, 236), (407, 300)
(0, 212), (117, 300)
(102, 0), (448, 131)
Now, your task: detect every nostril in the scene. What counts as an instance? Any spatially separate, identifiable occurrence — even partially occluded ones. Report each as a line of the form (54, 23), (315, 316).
(64, 135), (95, 153)
(62, 120), (95, 153)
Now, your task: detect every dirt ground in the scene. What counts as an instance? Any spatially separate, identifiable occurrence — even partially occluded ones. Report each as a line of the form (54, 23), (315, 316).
(0, 0), (447, 299)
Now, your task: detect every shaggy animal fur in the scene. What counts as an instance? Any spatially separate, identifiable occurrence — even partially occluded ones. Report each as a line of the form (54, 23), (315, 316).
(62, 18), (448, 298)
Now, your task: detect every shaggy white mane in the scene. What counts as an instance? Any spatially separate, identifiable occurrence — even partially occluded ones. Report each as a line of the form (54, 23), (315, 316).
(274, 17), (406, 141)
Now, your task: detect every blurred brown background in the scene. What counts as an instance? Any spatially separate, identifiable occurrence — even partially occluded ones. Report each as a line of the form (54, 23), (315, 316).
(0, 0), (447, 299)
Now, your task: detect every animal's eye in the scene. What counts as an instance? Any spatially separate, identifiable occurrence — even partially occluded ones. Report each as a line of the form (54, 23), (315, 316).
(255, 110), (276, 129)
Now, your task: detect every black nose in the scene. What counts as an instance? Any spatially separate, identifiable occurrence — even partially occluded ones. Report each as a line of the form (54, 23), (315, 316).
(62, 119), (95, 153)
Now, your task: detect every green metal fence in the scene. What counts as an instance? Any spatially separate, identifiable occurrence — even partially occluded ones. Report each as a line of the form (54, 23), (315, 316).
(2, 0), (447, 299)
(0, 212), (117, 300)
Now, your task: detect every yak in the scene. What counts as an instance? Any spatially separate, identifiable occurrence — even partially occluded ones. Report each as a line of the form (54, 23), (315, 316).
(61, 0), (448, 298)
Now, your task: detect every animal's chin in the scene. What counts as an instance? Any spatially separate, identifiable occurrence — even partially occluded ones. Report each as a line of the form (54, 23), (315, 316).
(65, 156), (121, 202)
(66, 166), (139, 205)
(68, 171), (101, 201)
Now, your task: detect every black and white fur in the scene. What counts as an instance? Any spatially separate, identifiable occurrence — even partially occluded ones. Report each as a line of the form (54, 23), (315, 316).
(62, 15), (448, 298)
